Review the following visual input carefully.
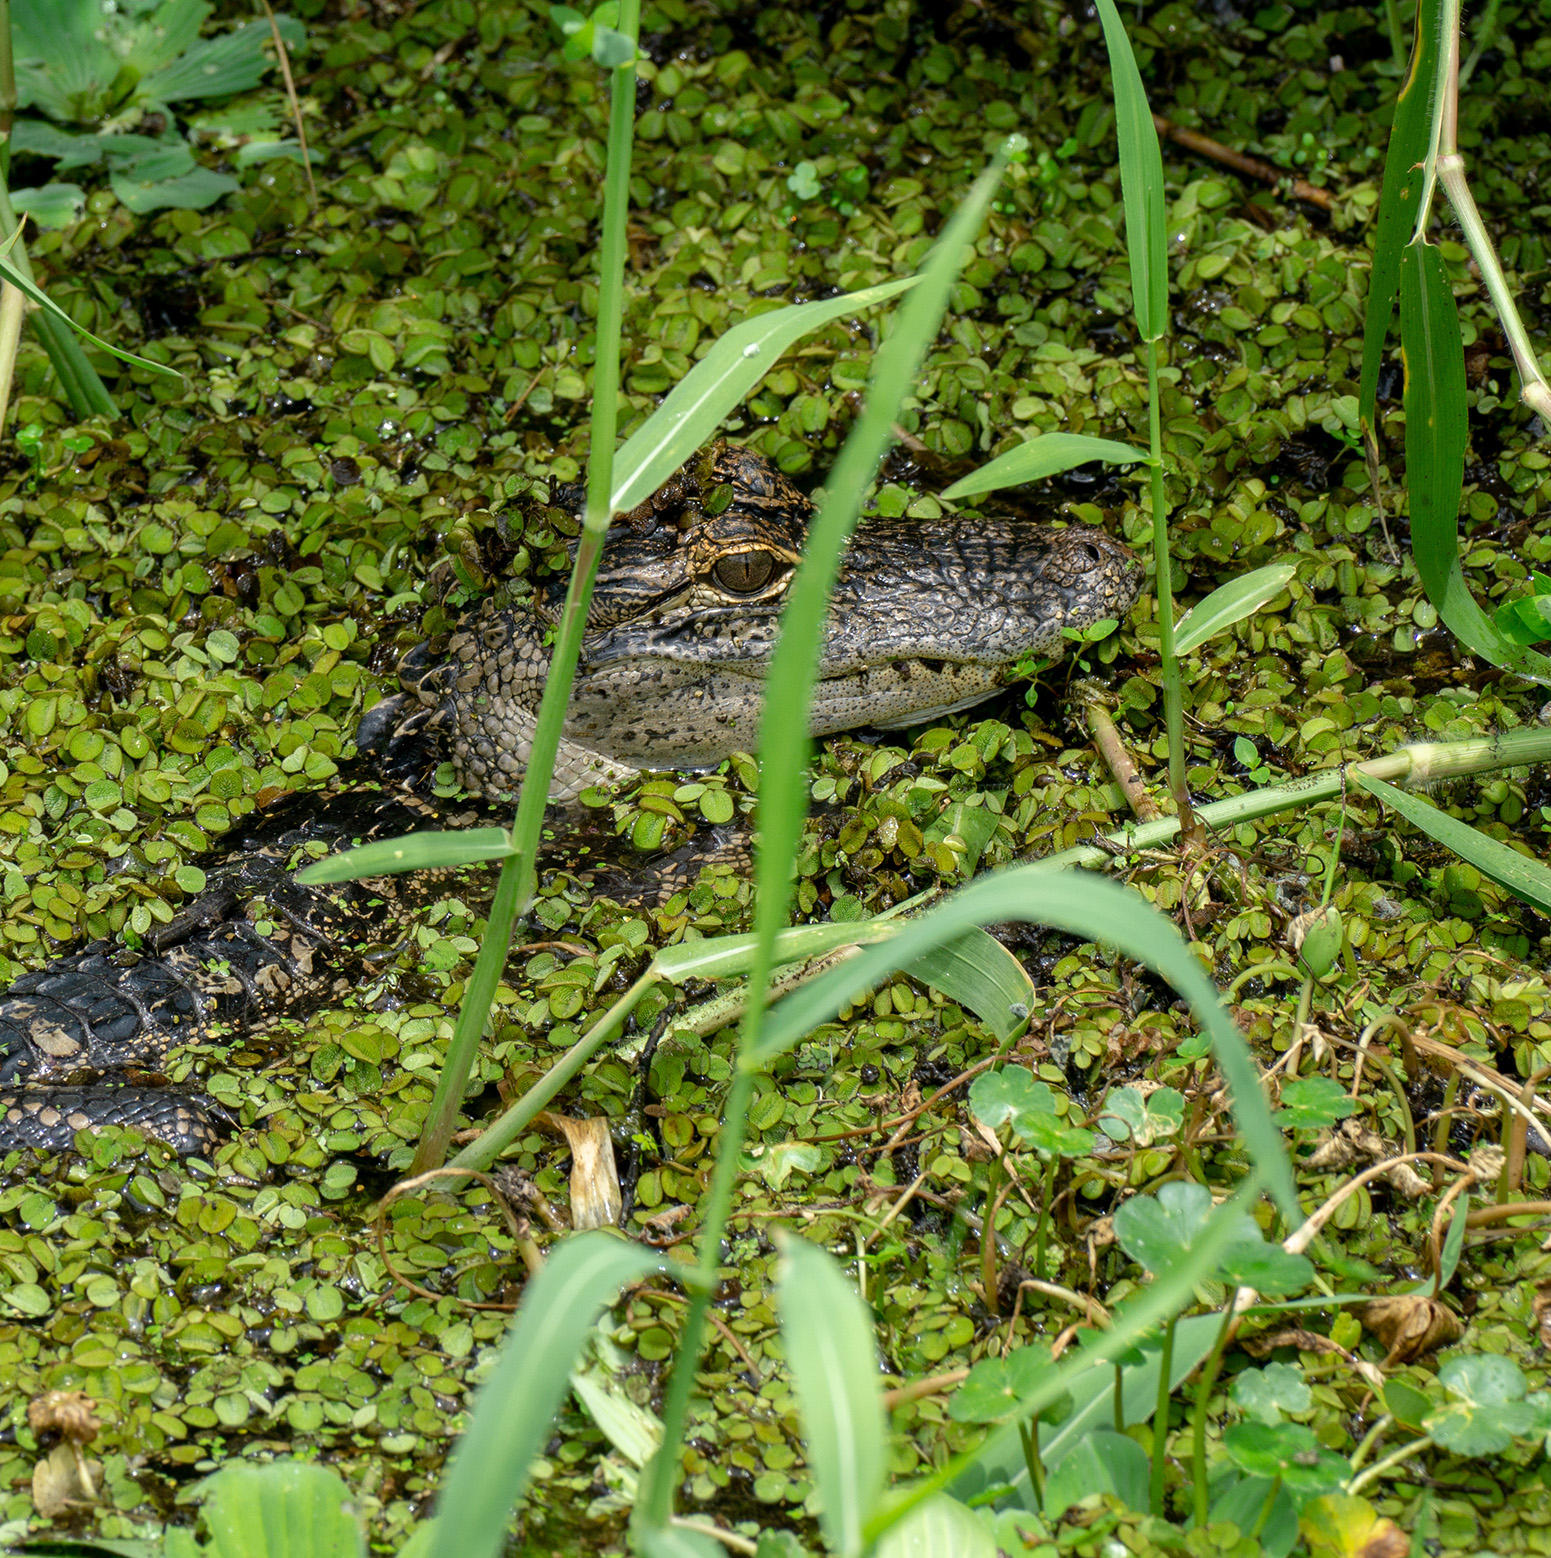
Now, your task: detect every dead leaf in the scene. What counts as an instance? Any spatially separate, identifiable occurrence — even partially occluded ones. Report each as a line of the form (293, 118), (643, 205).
(32, 1442), (100, 1517)
(1300, 1492), (1409, 1558)
(1532, 1283), (1551, 1349)
(1359, 1294), (1463, 1366)
(28, 1390), (100, 1443)
(539, 1113), (622, 1231)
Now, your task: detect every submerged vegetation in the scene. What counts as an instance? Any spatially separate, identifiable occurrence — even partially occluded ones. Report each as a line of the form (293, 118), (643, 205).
(2, 0), (1551, 1554)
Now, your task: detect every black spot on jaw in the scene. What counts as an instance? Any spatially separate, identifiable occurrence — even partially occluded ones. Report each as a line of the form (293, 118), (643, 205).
(919, 658), (945, 675)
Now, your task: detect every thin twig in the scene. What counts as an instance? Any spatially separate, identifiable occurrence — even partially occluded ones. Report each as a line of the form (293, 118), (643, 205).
(372, 1166), (543, 1310)
(258, 0), (318, 212)
(1152, 113), (1334, 210)
(1085, 697), (1162, 822)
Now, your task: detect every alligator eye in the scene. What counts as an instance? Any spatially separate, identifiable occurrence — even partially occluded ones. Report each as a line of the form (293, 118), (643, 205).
(711, 550), (778, 594)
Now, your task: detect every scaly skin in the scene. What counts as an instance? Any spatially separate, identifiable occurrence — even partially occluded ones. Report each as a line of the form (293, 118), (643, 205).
(400, 443), (1141, 799)
(0, 444), (1139, 1154)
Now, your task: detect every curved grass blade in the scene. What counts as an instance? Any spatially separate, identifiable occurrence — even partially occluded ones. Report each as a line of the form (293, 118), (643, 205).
(635, 142), (1019, 1537)
(750, 866), (1296, 1222)
(1358, 0), (1444, 449)
(1401, 240), (1551, 681)
(426, 1233), (664, 1558)
(1354, 771), (1551, 916)
(295, 827), (514, 885)
(610, 276), (917, 514)
(776, 1233), (888, 1558)
(1092, 0), (1166, 341)
(1172, 563), (1297, 656)
(649, 919), (903, 983)
(939, 432), (1147, 502)
(0, 250), (182, 381)
(871, 1176), (1267, 1541)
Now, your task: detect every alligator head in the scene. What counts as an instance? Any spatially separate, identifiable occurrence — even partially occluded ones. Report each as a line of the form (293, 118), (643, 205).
(397, 443), (1141, 800)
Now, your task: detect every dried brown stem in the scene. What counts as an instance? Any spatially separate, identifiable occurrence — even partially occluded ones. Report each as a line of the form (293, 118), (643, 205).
(1152, 113), (1334, 210)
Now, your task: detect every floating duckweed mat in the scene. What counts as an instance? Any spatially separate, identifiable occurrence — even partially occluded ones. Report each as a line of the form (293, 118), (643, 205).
(2, 0), (1551, 1553)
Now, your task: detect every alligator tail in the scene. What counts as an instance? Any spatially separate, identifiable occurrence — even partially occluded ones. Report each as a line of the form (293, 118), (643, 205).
(0, 788), (471, 1156)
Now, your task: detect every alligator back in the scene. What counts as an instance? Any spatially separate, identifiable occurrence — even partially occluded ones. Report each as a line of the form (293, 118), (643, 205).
(0, 787), (486, 1153)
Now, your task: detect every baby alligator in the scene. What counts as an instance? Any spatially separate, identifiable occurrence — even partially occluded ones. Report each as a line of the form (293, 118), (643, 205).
(0, 444), (1140, 1155)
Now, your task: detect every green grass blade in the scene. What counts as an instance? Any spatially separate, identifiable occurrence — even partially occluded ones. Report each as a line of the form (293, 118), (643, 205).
(637, 1527), (721, 1558)
(1172, 563), (1298, 656)
(1358, 0), (1445, 448)
(776, 1234), (889, 1558)
(749, 867), (1296, 1222)
(649, 920), (903, 983)
(636, 142), (1017, 1535)
(951, 1313), (1223, 1511)
(1091, 0), (1167, 341)
(407, 0), (642, 1177)
(0, 254), (180, 383)
(610, 276), (917, 514)
(871, 1177), (1267, 1539)
(747, 148), (1014, 962)
(903, 928), (1033, 1043)
(1354, 771), (1551, 915)
(427, 1234), (663, 1558)
(1400, 240), (1551, 680)
(294, 828), (515, 885)
(29, 308), (119, 419)
(938, 432), (1148, 502)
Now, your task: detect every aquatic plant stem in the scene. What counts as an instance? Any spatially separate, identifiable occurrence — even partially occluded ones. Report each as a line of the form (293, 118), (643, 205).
(1037, 727), (1551, 872)
(1190, 1301), (1237, 1527)
(1409, 0), (1550, 418)
(1149, 1313), (1176, 1515)
(410, 0), (640, 1177)
(447, 973), (660, 1174)
(1144, 337), (1189, 828)
(0, 0), (13, 181)
(1345, 1435), (1433, 1498)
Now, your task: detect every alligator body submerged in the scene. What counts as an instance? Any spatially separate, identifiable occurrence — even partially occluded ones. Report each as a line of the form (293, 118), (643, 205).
(0, 444), (1140, 1155)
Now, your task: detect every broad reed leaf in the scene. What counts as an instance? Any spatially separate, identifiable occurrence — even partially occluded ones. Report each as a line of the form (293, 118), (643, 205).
(427, 1234), (663, 1558)
(1091, 0), (1166, 341)
(903, 928), (1033, 1043)
(776, 1234), (888, 1558)
(610, 277), (917, 514)
(653, 921), (1029, 1043)
(198, 1463), (364, 1558)
(750, 867), (1296, 1221)
(939, 432), (1147, 502)
(1354, 772), (1551, 916)
(1400, 241), (1551, 681)
(295, 828), (515, 884)
(873, 1496), (996, 1558)
(1172, 563), (1298, 656)
(636, 1525), (722, 1558)
(1358, 0), (1445, 447)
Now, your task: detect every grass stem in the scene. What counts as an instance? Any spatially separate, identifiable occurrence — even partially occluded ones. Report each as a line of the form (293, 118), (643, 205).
(409, 0), (640, 1175)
